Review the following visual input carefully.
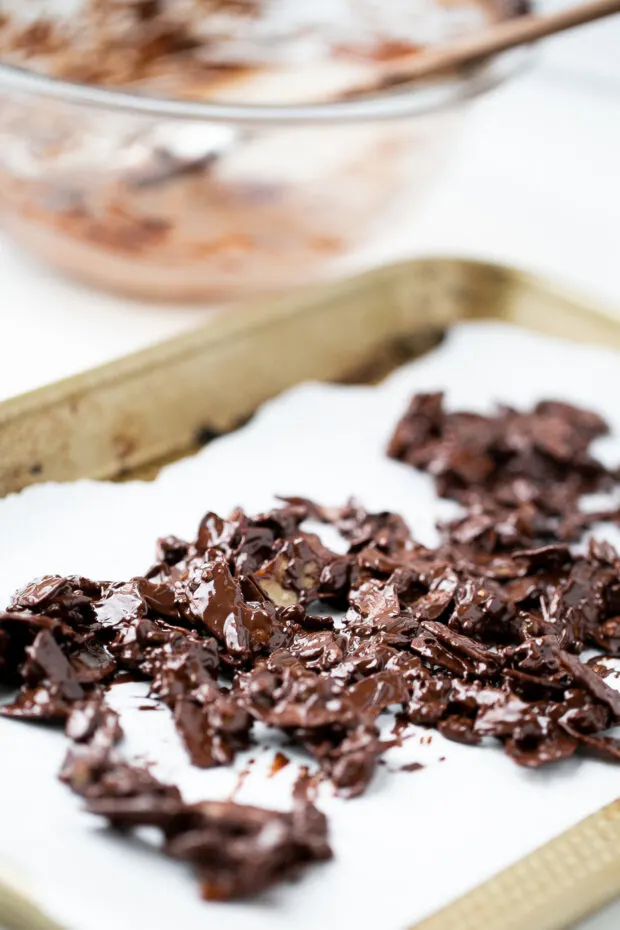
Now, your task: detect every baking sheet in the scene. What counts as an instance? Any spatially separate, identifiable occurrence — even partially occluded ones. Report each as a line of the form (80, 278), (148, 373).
(2, 320), (620, 930)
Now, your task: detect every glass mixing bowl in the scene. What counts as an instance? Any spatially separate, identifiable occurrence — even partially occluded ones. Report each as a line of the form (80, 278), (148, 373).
(0, 49), (528, 302)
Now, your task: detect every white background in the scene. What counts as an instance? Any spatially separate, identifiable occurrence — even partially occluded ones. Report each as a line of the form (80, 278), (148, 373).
(1, 7), (620, 929)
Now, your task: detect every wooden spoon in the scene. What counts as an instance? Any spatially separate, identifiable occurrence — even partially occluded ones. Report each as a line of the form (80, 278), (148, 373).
(374, 0), (620, 84)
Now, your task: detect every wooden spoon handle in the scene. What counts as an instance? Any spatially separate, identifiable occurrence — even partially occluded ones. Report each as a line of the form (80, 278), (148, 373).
(381, 0), (620, 82)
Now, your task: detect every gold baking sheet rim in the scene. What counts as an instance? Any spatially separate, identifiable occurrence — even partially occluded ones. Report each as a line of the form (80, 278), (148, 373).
(1, 256), (620, 930)
(2, 256), (620, 497)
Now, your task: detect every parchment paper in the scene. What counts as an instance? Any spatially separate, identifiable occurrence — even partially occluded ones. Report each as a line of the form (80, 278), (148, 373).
(2, 321), (620, 930)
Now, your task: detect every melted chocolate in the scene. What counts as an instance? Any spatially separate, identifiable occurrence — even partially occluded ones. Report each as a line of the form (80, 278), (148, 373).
(87, 793), (332, 901)
(4, 395), (620, 901)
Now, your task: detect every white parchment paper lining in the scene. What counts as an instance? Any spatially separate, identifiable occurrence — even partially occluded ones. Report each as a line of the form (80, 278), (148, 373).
(1, 321), (620, 930)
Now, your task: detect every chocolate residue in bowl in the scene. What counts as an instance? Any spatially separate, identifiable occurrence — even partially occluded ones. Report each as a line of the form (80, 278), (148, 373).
(0, 0), (526, 94)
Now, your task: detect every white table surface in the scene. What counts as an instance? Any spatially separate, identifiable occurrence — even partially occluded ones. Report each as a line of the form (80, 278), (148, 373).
(1, 10), (620, 930)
